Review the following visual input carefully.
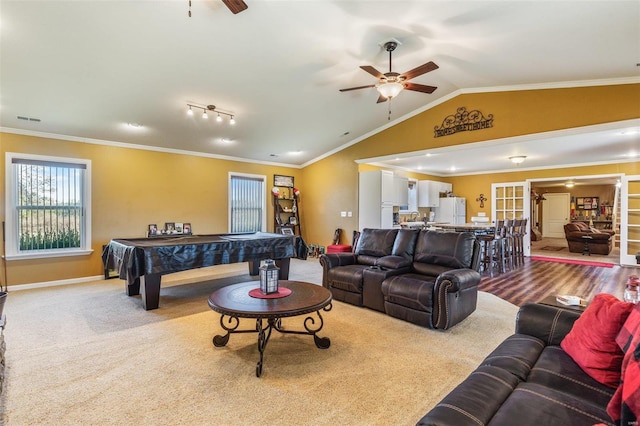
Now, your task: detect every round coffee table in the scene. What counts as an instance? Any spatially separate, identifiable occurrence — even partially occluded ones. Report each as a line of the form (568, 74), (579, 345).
(208, 280), (332, 377)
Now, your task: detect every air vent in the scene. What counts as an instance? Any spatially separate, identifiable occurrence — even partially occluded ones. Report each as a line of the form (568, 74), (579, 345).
(17, 115), (41, 122)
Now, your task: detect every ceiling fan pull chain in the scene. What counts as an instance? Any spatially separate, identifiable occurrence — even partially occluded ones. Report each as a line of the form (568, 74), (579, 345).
(188, 0), (192, 17)
(388, 100), (392, 121)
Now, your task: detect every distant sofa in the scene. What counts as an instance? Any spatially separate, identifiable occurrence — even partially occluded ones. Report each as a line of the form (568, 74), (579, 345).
(564, 221), (615, 255)
(319, 228), (481, 330)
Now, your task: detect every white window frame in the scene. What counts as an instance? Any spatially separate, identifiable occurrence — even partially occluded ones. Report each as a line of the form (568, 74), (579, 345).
(5, 152), (92, 260)
(228, 172), (267, 233)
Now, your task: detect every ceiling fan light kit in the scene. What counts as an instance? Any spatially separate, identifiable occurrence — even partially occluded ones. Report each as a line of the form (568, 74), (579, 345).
(186, 104), (236, 125)
(340, 40), (439, 119)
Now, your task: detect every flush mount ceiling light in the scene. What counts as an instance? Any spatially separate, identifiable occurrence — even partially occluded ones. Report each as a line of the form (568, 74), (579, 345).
(186, 104), (236, 125)
(509, 155), (527, 165)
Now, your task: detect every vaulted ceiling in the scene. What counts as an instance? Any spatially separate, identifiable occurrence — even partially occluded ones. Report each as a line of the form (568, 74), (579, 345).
(1, 1), (639, 172)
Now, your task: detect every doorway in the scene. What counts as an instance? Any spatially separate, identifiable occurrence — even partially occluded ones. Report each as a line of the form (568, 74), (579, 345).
(529, 174), (621, 264)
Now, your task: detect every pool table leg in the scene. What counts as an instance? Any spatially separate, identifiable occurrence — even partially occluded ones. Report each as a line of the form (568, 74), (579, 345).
(125, 278), (141, 296)
(248, 258), (291, 280)
(140, 273), (161, 310)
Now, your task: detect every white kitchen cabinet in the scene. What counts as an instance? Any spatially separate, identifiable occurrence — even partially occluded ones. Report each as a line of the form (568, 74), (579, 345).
(418, 180), (453, 208)
(393, 176), (409, 206)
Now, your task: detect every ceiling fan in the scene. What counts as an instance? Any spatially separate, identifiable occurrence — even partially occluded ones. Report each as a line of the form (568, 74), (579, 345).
(340, 41), (438, 104)
(221, 0), (248, 14)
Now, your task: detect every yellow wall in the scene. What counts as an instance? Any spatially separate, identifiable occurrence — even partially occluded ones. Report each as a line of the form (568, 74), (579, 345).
(0, 133), (301, 285)
(1, 83), (639, 285)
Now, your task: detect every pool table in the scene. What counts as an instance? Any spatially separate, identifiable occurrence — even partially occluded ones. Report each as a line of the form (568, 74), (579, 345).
(102, 232), (307, 310)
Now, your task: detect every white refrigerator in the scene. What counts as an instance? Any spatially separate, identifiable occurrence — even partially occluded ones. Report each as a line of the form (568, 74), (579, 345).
(434, 197), (466, 225)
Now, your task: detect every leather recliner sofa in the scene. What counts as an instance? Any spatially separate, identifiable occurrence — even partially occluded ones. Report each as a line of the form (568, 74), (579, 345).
(319, 228), (481, 330)
(417, 302), (631, 425)
(564, 221), (615, 255)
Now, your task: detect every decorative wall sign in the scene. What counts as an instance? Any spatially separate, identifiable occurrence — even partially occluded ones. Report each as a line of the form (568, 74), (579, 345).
(434, 107), (494, 138)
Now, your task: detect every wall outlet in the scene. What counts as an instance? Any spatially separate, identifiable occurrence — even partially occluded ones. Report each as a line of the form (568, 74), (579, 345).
(340, 211), (347, 217)
(347, 211), (352, 217)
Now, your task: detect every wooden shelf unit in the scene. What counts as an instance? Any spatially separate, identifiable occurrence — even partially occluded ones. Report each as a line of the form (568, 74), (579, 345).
(273, 190), (301, 235)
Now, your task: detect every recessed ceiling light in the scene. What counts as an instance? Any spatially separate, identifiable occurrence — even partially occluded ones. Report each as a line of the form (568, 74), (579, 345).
(219, 138), (233, 144)
(565, 182), (575, 188)
(288, 151), (303, 156)
(128, 122), (142, 128)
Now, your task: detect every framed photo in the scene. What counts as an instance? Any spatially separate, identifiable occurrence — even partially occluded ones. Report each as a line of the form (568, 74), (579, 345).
(148, 224), (158, 237)
(175, 222), (184, 233)
(183, 223), (192, 234)
(274, 174), (294, 188)
(281, 227), (294, 235)
(289, 216), (297, 225)
(164, 222), (175, 234)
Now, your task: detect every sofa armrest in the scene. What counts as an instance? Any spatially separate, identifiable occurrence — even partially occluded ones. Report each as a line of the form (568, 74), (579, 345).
(433, 268), (481, 294)
(319, 253), (356, 269)
(515, 303), (581, 346)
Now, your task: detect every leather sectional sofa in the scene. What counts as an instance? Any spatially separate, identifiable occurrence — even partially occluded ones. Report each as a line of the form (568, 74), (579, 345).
(417, 302), (637, 426)
(319, 228), (481, 330)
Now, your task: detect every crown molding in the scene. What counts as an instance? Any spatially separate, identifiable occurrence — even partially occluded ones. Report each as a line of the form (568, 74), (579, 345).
(0, 127), (303, 169)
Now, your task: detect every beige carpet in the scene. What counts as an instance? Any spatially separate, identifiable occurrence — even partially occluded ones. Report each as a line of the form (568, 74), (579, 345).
(0, 260), (519, 425)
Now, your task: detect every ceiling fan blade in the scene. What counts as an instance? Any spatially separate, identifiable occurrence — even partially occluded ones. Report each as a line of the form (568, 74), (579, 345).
(339, 84), (376, 92)
(401, 61), (439, 81)
(360, 65), (385, 79)
(404, 82), (438, 94)
(376, 94), (387, 103)
(221, 0), (248, 14)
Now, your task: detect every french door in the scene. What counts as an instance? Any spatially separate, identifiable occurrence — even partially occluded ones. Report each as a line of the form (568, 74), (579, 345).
(491, 181), (531, 256)
(620, 175), (640, 266)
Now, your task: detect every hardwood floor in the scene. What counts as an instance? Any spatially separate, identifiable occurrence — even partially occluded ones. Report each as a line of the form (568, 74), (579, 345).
(478, 257), (640, 306)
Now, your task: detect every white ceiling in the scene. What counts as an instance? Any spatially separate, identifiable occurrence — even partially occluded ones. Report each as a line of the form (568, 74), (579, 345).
(1, 1), (639, 172)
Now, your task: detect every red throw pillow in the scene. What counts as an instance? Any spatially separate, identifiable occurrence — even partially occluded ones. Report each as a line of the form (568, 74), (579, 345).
(561, 293), (634, 388)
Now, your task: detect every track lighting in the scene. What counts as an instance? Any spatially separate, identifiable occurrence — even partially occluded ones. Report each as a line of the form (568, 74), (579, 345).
(186, 103), (236, 124)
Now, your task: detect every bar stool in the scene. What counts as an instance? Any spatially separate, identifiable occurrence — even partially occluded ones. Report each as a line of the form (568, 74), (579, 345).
(477, 221), (507, 277)
(512, 218), (527, 267)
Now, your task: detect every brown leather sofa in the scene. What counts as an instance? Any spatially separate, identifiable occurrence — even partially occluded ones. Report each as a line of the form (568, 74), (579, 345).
(564, 221), (615, 255)
(319, 228), (481, 330)
(417, 303), (622, 426)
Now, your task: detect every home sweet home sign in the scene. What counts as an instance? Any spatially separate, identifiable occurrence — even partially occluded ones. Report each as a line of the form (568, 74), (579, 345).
(434, 107), (494, 138)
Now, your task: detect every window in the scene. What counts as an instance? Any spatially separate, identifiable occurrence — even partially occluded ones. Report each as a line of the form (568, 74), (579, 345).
(228, 173), (266, 233)
(5, 153), (92, 259)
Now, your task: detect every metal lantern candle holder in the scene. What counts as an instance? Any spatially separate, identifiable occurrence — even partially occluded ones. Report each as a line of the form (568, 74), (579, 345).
(259, 259), (280, 294)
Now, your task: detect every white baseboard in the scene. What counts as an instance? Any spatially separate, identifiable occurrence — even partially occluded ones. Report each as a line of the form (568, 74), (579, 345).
(8, 275), (106, 291)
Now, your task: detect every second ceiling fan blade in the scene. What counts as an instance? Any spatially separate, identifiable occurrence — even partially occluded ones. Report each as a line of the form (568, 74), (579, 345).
(339, 84), (376, 92)
(404, 82), (438, 94)
(360, 65), (385, 79)
(221, 0), (248, 14)
(401, 61), (439, 80)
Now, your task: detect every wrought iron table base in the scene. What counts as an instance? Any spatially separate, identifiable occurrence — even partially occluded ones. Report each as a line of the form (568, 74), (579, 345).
(212, 304), (332, 377)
